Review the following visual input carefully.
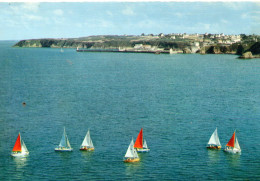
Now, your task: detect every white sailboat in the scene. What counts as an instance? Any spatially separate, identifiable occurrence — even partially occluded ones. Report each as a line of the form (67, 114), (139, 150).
(224, 131), (241, 154)
(60, 48), (64, 52)
(124, 138), (140, 163)
(80, 130), (94, 151)
(207, 128), (221, 149)
(55, 127), (73, 152)
(11, 133), (29, 157)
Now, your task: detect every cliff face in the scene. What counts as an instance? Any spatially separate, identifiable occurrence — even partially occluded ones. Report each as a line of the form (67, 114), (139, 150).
(14, 39), (96, 48)
(238, 42), (260, 59)
(247, 42), (260, 55)
(199, 44), (242, 54)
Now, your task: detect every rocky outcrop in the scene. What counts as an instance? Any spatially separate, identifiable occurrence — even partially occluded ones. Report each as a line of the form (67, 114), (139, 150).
(238, 42), (260, 59)
(239, 51), (254, 59)
(183, 48), (191, 54)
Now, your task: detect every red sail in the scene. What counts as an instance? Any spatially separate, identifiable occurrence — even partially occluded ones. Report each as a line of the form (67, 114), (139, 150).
(12, 133), (22, 152)
(226, 132), (235, 147)
(134, 128), (143, 149)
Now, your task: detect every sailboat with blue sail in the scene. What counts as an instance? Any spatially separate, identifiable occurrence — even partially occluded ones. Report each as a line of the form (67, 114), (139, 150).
(55, 127), (73, 152)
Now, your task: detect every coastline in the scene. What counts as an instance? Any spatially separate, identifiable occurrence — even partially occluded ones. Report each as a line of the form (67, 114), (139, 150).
(13, 34), (260, 59)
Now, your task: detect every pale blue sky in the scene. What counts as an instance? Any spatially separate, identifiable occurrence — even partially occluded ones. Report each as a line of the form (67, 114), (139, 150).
(0, 2), (259, 40)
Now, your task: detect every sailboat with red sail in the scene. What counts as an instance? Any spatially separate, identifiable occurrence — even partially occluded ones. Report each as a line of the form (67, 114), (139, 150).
(134, 128), (150, 152)
(11, 133), (29, 157)
(224, 131), (241, 154)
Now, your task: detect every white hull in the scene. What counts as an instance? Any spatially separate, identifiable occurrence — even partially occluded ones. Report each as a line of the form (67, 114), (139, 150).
(11, 152), (29, 157)
(224, 148), (241, 154)
(55, 147), (73, 152)
(136, 148), (150, 152)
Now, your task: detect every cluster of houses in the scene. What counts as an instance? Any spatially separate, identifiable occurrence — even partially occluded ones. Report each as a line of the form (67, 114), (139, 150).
(142, 33), (242, 45)
(129, 33), (244, 54)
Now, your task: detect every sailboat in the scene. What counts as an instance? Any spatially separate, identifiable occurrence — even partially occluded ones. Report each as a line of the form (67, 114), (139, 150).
(124, 138), (140, 163)
(55, 127), (73, 152)
(60, 48), (64, 52)
(134, 128), (150, 152)
(80, 129), (94, 151)
(207, 128), (221, 149)
(11, 133), (29, 157)
(224, 131), (241, 154)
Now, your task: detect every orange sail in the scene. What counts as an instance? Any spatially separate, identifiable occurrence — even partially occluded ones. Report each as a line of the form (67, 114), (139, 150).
(12, 133), (22, 152)
(134, 128), (143, 149)
(226, 132), (235, 147)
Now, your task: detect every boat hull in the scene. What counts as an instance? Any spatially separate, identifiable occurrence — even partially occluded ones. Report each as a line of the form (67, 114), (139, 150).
(11, 152), (29, 157)
(224, 148), (241, 154)
(55, 147), (73, 152)
(124, 158), (140, 163)
(207, 145), (221, 150)
(80, 147), (94, 151)
(136, 148), (150, 152)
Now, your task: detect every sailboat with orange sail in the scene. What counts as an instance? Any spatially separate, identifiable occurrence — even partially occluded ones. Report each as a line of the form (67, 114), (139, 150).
(224, 130), (241, 154)
(134, 128), (150, 152)
(11, 133), (29, 157)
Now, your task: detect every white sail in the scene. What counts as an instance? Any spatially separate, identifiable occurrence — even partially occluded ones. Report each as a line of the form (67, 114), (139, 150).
(89, 136), (94, 148)
(125, 139), (138, 158)
(59, 128), (66, 147)
(66, 134), (71, 148)
(81, 134), (88, 147)
(234, 137), (241, 150)
(208, 128), (221, 146)
(59, 127), (71, 148)
(21, 140), (29, 153)
(81, 130), (94, 148)
(143, 139), (148, 149)
(133, 145), (138, 158)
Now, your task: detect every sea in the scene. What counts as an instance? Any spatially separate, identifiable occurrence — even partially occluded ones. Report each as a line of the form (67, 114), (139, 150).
(0, 41), (259, 180)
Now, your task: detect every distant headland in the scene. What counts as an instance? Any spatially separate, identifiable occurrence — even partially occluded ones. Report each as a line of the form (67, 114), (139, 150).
(13, 33), (260, 59)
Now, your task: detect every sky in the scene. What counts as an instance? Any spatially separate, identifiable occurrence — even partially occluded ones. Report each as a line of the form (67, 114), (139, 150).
(0, 1), (260, 40)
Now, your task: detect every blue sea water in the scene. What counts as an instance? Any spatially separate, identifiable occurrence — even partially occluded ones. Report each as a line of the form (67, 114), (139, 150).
(0, 41), (259, 180)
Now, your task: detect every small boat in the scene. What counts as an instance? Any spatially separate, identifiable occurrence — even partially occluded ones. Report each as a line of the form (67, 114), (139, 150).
(207, 128), (221, 149)
(224, 131), (241, 154)
(134, 128), (150, 152)
(55, 127), (73, 152)
(11, 133), (29, 157)
(124, 138), (140, 163)
(80, 129), (94, 151)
